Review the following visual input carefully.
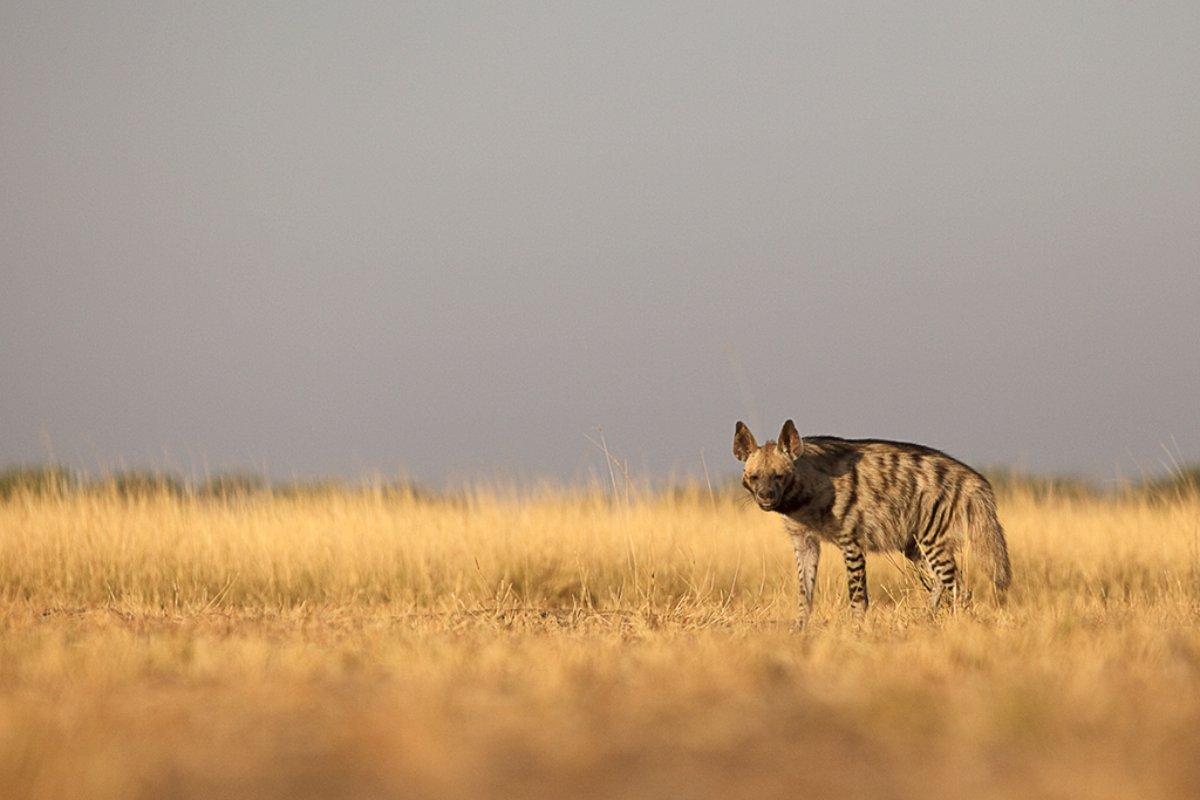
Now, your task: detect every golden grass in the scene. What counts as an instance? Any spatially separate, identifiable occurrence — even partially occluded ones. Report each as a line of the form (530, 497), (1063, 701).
(1, 486), (1198, 799)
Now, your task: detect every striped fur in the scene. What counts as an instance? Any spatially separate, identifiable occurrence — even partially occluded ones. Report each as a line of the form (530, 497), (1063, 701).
(734, 420), (1012, 622)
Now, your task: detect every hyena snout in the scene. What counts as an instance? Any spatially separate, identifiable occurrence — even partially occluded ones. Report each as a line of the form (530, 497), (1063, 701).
(753, 477), (787, 508)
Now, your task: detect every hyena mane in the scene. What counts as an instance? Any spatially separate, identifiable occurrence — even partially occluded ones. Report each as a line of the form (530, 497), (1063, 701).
(734, 419), (1011, 622)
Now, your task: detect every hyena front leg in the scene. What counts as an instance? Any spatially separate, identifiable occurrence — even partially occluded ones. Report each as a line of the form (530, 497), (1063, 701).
(839, 539), (869, 616)
(788, 531), (820, 628)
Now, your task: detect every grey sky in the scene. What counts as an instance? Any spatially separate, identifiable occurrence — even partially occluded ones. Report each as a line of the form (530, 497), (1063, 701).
(2, 2), (1198, 483)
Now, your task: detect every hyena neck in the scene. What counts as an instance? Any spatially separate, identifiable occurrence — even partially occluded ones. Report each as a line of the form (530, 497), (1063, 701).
(771, 464), (813, 515)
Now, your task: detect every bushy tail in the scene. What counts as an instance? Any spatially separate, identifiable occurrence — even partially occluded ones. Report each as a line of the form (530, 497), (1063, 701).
(962, 486), (1012, 591)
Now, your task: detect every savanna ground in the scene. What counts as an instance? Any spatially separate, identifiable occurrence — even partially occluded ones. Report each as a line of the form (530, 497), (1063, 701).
(1, 478), (1198, 800)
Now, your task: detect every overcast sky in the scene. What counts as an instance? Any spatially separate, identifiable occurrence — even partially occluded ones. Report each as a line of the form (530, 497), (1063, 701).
(2, 2), (1198, 483)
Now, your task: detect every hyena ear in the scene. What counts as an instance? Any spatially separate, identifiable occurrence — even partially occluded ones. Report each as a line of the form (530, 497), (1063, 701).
(733, 421), (757, 462)
(778, 419), (803, 459)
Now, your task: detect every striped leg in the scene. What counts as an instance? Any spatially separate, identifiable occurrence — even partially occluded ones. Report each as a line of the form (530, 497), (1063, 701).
(903, 536), (935, 591)
(840, 540), (869, 616)
(789, 531), (821, 628)
(926, 546), (967, 611)
(915, 492), (970, 612)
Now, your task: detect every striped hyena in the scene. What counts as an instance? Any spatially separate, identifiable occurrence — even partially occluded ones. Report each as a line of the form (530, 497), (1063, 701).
(733, 420), (1011, 623)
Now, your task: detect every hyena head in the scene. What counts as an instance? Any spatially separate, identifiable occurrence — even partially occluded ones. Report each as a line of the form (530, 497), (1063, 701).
(733, 419), (803, 511)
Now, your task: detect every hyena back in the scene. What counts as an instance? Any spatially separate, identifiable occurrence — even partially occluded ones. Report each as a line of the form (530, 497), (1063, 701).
(734, 419), (1011, 622)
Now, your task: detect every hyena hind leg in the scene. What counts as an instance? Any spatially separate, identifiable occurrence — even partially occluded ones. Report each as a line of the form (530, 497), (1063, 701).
(911, 541), (971, 612)
(903, 537), (935, 591)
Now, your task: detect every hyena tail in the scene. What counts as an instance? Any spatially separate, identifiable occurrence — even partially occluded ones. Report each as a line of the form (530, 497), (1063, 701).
(961, 486), (1012, 591)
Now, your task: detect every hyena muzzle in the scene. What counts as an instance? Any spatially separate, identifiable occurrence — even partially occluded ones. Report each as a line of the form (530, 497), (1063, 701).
(734, 419), (1012, 623)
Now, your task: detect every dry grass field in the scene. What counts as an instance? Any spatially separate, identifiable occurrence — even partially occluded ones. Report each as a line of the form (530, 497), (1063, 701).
(1, 481), (1198, 800)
